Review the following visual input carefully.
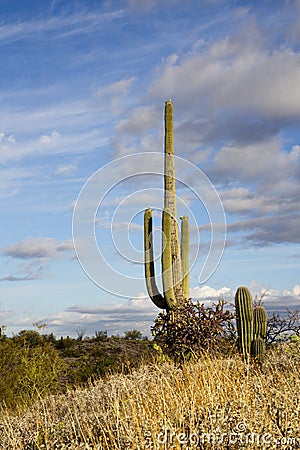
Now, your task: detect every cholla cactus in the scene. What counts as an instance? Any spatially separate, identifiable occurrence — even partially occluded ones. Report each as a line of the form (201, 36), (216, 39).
(144, 100), (190, 311)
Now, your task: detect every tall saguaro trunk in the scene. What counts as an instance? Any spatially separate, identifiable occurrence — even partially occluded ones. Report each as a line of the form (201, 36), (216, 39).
(144, 100), (189, 311)
(164, 100), (184, 302)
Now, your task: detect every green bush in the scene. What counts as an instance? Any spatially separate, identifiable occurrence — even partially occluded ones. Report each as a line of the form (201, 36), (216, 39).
(124, 329), (143, 340)
(14, 329), (44, 347)
(0, 339), (66, 409)
(0, 329), (156, 409)
(55, 335), (75, 350)
(94, 330), (108, 341)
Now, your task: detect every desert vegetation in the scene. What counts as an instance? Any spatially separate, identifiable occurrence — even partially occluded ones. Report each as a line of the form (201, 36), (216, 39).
(1, 101), (299, 449)
(0, 304), (299, 449)
(0, 329), (154, 410)
(0, 335), (299, 449)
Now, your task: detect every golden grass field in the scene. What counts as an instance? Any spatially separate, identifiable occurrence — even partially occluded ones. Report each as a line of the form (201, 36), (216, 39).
(0, 342), (299, 450)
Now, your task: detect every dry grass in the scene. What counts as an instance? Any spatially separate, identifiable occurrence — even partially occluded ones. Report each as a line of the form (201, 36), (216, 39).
(0, 345), (299, 449)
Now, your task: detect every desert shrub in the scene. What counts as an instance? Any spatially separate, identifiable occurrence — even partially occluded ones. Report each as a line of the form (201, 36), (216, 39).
(13, 329), (44, 347)
(94, 330), (108, 341)
(0, 339), (66, 409)
(56, 337), (156, 385)
(55, 335), (75, 351)
(266, 308), (300, 346)
(124, 329), (143, 340)
(41, 332), (57, 344)
(151, 298), (234, 362)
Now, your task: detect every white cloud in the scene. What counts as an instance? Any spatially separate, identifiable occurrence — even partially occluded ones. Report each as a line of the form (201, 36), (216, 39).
(211, 137), (300, 212)
(0, 132), (16, 162)
(0, 124), (106, 164)
(55, 164), (77, 176)
(1, 238), (74, 284)
(96, 77), (136, 110)
(127, 292), (150, 308)
(213, 139), (284, 182)
(228, 214), (300, 245)
(0, 132), (15, 143)
(39, 130), (60, 144)
(4, 283), (300, 337)
(150, 37), (300, 120)
(0, 266), (45, 282)
(37, 294), (158, 336)
(2, 237), (73, 260)
(97, 77), (136, 98)
(283, 285), (300, 297)
(190, 285), (233, 301)
(250, 284), (300, 312)
(221, 188), (280, 215)
(0, 9), (126, 44)
(116, 105), (159, 136)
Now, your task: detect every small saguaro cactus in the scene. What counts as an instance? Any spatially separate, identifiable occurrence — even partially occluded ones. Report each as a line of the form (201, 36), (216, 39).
(235, 286), (254, 363)
(253, 305), (268, 340)
(235, 286), (268, 363)
(252, 305), (268, 361)
(144, 100), (190, 311)
(251, 337), (266, 363)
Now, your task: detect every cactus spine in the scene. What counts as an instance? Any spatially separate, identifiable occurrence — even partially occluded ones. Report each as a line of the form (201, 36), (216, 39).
(144, 100), (190, 311)
(235, 286), (268, 363)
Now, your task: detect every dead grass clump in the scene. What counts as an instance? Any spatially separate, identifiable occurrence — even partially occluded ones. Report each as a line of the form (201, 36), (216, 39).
(0, 350), (299, 449)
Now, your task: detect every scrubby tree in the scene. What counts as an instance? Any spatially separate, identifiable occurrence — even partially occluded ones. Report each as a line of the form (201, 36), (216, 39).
(151, 298), (233, 362)
(124, 329), (143, 340)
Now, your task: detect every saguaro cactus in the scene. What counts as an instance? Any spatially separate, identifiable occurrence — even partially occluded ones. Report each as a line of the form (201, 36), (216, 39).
(251, 337), (266, 363)
(144, 100), (190, 311)
(235, 286), (268, 363)
(235, 286), (253, 363)
(253, 305), (268, 340)
(252, 305), (268, 361)
(180, 215), (190, 300)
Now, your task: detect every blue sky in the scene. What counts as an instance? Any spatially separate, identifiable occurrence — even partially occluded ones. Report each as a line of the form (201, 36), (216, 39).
(0, 0), (299, 337)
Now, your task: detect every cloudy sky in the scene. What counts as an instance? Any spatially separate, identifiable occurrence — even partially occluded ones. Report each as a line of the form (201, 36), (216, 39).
(0, 0), (299, 337)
